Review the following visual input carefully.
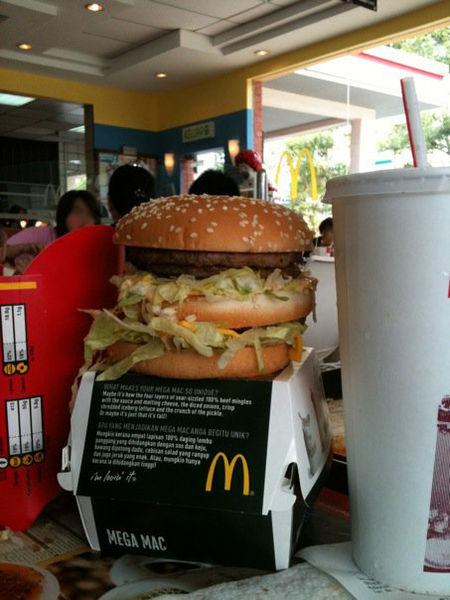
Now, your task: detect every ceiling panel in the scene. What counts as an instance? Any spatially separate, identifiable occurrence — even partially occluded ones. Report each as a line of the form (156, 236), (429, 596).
(30, 99), (81, 114)
(263, 106), (327, 132)
(11, 126), (55, 136)
(7, 131), (46, 139)
(196, 20), (235, 36)
(0, 106), (44, 118)
(66, 107), (85, 117)
(228, 3), (278, 24)
(42, 28), (131, 59)
(36, 120), (81, 131)
(83, 16), (166, 44)
(114, 1), (218, 31)
(53, 113), (85, 125)
(154, 0), (263, 19)
(48, 107), (84, 119)
(266, 72), (351, 104)
(270, 0), (303, 4)
(0, 115), (36, 128)
(0, 3), (55, 47)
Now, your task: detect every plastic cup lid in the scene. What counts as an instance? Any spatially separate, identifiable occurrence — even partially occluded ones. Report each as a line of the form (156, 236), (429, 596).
(324, 166), (450, 202)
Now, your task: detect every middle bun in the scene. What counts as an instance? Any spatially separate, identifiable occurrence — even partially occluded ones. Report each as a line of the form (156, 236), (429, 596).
(171, 290), (314, 328)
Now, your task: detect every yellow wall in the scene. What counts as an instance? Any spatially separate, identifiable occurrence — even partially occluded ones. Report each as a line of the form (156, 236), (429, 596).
(158, 0), (450, 129)
(1, 0), (448, 133)
(0, 68), (159, 131)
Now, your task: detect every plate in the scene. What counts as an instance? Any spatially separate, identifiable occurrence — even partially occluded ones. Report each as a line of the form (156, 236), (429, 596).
(0, 562), (60, 600)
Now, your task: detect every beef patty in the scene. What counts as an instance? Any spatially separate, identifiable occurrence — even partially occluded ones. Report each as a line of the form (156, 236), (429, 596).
(126, 247), (305, 277)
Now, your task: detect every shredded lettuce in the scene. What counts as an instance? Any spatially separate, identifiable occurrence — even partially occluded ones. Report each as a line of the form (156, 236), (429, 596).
(253, 336), (264, 372)
(83, 312), (122, 365)
(190, 322), (227, 348)
(97, 339), (164, 381)
(218, 338), (245, 370)
(118, 294), (143, 307)
(154, 281), (192, 305)
(264, 290), (289, 302)
(83, 312), (155, 359)
(264, 322), (305, 345)
(150, 317), (213, 357)
(114, 267), (316, 311)
(80, 300), (307, 381)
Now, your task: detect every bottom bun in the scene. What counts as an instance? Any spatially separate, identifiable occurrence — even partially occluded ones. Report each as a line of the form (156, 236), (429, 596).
(107, 342), (290, 379)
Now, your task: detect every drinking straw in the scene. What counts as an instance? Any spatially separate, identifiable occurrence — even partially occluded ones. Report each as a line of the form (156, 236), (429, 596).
(400, 77), (429, 168)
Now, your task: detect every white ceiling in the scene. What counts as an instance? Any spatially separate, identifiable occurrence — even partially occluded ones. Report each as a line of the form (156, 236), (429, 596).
(0, 0), (442, 92)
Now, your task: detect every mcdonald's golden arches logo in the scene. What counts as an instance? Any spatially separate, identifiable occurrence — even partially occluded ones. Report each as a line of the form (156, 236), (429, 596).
(275, 147), (318, 201)
(205, 452), (250, 496)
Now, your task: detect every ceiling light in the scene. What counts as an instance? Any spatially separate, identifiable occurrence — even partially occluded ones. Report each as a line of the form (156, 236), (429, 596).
(254, 49), (269, 57)
(69, 125), (85, 133)
(0, 93), (34, 107)
(154, 72), (168, 79)
(85, 3), (104, 12)
(17, 43), (32, 51)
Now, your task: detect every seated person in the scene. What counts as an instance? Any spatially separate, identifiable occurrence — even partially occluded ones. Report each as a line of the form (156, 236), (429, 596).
(314, 217), (333, 247)
(108, 164), (156, 222)
(6, 190), (101, 273)
(189, 169), (240, 196)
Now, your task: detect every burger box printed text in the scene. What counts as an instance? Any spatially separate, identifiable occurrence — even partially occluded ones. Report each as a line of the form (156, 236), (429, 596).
(59, 348), (332, 570)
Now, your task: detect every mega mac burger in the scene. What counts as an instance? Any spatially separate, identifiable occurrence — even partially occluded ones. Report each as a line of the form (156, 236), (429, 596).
(82, 195), (316, 380)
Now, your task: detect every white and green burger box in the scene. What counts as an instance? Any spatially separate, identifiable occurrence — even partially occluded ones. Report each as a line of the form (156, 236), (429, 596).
(58, 348), (331, 570)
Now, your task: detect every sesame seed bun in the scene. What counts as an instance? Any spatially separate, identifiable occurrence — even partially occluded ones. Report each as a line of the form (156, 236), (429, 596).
(107, 342), (290, 379)
(113, 194), (313, 253)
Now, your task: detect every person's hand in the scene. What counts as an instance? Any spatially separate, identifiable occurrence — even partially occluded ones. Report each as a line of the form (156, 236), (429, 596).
(6, 243), (43, 260)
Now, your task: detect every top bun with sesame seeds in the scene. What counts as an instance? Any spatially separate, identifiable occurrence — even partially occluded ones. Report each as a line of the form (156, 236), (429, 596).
(83, 195), (317, 381)
(114, 194), (313, 254)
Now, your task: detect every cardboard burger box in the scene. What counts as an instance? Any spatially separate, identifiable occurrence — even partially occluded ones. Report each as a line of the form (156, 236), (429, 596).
(58, 348), (331, 570)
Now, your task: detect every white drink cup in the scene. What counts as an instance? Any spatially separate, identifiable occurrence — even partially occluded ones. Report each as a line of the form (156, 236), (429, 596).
(324, 167), (450, 594)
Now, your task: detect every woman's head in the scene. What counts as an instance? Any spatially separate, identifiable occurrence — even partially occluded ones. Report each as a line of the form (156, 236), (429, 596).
(189, 169), (240, 197)
(108, 165), (156, 222)
(55, 190), (101, 237)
